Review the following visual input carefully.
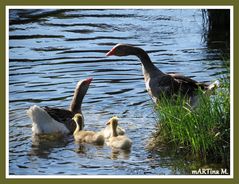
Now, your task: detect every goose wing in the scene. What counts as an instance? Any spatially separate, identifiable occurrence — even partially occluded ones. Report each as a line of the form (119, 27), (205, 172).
(170, 73), (208, 90)
(43, 106), (76, 133)
(152, 74), (208, 97)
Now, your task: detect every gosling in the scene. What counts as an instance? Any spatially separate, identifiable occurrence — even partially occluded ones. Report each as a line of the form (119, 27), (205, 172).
(72, 113), (105, 145)
(106, 116), (132, 150)
(101, 122), (125, 139)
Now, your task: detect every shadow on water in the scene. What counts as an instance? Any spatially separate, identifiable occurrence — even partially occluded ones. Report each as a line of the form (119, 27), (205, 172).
(202, 9), (230, 59)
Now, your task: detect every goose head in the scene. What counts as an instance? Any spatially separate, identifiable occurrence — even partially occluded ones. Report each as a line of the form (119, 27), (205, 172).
(106, 44), (134, 57)
(76, 78), (93, 97)
(72, 113), (84, 133)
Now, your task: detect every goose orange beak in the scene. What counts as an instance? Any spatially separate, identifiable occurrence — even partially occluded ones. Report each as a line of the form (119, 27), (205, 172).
(106, 49), (114, 56)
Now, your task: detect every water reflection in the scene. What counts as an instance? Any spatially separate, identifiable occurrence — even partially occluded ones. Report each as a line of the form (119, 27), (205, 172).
(29, 134), (70, 158)
(110, 149), (131, 160)
(75, 144), (87, 154)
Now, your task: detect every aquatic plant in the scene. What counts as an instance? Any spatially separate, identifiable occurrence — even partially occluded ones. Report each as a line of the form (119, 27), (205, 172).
(150, 76), (230, 164)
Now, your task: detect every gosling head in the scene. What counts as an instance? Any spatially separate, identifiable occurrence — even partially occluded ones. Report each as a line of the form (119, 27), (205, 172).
(106, 116), (119, 127)
(106, 44), (134, 57)
(72, 113), (84, 131)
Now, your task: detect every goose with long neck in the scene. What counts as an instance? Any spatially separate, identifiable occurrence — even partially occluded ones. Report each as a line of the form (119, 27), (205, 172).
(72, 113), (105, 145)
(27, 78), (92, 135)
(106, 44), (219, 103)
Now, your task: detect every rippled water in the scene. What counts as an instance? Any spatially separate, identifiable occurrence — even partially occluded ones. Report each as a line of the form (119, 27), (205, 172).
(8, 8), (227, 176)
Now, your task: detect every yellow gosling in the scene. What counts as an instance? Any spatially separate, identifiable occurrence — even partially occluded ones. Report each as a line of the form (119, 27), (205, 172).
(106, 116), (132, 150)
(72, 114), (104, 145)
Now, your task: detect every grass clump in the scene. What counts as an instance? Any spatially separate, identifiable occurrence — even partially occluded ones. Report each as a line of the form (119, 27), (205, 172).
(151, 78), (230, 164)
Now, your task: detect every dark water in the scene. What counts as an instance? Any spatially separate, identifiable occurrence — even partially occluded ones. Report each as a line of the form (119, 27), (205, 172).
(8, 8), (227, 176)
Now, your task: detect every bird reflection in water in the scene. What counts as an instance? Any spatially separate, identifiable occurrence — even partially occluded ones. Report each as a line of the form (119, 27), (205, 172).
(75, 144), (87, 154)
(29, 133), (70, 158)
(110, 148), (131, 160)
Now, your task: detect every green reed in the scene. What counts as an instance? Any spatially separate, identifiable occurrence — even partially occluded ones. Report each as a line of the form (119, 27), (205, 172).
(152, 77), (230, 163)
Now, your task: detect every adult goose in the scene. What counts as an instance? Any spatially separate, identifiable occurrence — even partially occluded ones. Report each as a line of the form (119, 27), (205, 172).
(27, 78), (92, 135)
(106, 44), (219, 103)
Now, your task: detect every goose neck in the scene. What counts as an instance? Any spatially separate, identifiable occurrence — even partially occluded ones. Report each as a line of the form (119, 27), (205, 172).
(70, 85), (84, 113)
(131, 46), (162, 75)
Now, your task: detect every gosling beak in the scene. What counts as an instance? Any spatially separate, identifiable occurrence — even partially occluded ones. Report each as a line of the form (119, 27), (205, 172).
(106, 121), (110, 125)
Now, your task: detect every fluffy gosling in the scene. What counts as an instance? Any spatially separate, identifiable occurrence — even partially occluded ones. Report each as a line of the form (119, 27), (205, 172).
(72, 113), (104, 145)
(106, 116), (132, 150)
